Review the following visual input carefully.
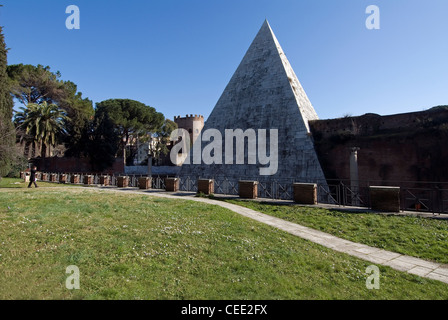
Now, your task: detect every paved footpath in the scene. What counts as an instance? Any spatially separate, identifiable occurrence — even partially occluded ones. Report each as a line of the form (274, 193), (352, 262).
(101, 187), (448, 284)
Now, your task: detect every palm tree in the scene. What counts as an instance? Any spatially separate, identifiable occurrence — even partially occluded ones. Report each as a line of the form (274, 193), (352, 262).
(15, 102), (69, 158)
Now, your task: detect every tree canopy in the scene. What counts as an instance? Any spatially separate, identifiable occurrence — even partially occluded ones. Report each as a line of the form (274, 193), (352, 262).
(7, 63), (94, 159)
(0, 26), (16, 178)
(149, 118), (178, 161)
(7, 64), (93, 113)
(3, 46), (171, 170)
(14, 102), (68, 158)
(84, 112), (119, 172)
(95, 99), (165, 153)
(7, 64), (66, 106)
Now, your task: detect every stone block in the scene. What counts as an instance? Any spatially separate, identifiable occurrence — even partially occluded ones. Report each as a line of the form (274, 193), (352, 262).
(21, 171), (30, 182)
(83, 175), (94, 185)
(198, 179), (214, 195)
(138, 177), (152, 190)
(370, 186), (400, 212)
(293, 183), (318, 205)
(70, 174), (80, 184)
(42, 173), (49, 181)
(165, 178), (179, 192)
(117, 176), (129, 188)
(239, 180), (258, 199)
(100, 176), (110, 186)
(59, 174), (67, 184)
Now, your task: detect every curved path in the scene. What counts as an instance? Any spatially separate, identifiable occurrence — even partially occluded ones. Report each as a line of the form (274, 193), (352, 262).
(100, 187), (448, 284)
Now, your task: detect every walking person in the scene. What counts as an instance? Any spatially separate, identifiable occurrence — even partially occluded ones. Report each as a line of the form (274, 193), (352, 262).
(28, 166), (39, 188)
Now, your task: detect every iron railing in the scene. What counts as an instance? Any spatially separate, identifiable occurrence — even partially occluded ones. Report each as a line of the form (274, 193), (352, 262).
(35, 172), (448, 214)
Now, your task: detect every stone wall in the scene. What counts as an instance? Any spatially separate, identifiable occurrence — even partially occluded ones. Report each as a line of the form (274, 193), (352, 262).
(125, 165), (151, 175)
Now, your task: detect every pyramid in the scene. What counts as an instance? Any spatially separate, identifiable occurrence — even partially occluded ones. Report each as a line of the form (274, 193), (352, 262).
(178, 20), (326, 184)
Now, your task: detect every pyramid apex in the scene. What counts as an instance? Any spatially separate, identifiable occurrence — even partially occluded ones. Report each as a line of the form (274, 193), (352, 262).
(261, 19), (272, 31)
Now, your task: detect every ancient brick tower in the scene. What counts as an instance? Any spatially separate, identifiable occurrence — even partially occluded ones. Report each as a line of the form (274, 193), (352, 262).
(178, 20), (326, 184)
(174, 114), (204, 147)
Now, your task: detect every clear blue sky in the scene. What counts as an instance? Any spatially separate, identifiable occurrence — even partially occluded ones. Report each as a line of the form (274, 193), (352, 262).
(1, 0), (447, 121)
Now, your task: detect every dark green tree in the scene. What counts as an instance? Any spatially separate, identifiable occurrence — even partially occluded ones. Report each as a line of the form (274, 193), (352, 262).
(85, 113), (119, 172)
(150, 118), (178, 163)
(0, 25), (16, 178)
(14, 102), (69, 158)
(7, 63), (94, 156)
(95, 99), (165, 164)
(7, 64), (67, 106)
(62, 85), (94, 157)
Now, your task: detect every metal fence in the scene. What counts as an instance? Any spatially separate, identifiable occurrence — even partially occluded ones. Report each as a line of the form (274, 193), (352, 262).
(320, 179), (448, 215)
(36, 172), (169, 190)
(37, 172), (448, 214)
(179, 176), (448, 214)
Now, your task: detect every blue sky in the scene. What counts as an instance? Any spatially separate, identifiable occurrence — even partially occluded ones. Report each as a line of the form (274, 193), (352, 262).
(1, 0), (447, 121)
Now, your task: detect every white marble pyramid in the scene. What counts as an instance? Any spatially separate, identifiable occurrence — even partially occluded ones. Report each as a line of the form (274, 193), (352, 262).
(178, 20), (326, 184)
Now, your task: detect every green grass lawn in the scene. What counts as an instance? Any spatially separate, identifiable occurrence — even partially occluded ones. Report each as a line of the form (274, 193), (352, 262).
(225, 199), (448, 265)
(1, 188), (448, 300)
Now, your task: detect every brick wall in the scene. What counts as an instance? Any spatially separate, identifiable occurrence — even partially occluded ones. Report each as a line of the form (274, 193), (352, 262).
(309, 106), (448, 184)
(32, 157), (125, 174)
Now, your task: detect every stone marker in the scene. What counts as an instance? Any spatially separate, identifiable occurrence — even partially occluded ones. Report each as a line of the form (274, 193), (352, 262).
(293, 183), (318, 205)
(70, 174), (80, 184)
(198, 179), (214, 195)
(165, 178), (180, 192)
(117, 176), (129, 188)
(138, 177), (152, 190)
(59, 174), (67, 184)
(239, 181), (258, 199)
(83, 175), (94, 185)
(370, 186), (400, 212)
(100, 176), (110, 186)
(21, 171), (30, 182)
